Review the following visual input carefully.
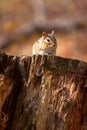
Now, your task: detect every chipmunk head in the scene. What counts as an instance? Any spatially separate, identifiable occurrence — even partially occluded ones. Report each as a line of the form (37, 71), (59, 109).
(42, 31), (57, 48)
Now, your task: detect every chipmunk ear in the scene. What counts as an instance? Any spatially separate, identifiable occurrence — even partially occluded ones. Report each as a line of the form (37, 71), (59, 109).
(52, 30), (55, 35)
(42, 32), (47, 37)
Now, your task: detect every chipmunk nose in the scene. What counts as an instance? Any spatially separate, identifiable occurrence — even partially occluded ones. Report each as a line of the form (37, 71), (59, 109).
(53, 44), (56, 47)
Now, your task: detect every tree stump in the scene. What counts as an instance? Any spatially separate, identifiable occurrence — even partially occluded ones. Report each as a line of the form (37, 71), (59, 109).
(0, 52), (87, 130)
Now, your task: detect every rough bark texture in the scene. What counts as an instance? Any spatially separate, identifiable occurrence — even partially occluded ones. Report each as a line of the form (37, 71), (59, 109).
(0, 52), (87, 130)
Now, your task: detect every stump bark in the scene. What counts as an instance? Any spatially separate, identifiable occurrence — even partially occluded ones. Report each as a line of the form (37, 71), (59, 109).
(0, 52), (87, 130)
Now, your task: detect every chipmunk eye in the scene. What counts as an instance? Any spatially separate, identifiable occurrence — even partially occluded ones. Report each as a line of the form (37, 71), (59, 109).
(47, 38), (50, 42)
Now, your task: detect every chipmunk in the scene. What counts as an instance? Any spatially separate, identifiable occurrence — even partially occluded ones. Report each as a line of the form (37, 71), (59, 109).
(32, 31), (57, 55)
(18, 31), (57, 81)
(32, 31), (57, 76)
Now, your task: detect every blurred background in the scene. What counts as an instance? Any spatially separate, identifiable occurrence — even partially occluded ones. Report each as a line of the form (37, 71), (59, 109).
(0, 0), (87, 61)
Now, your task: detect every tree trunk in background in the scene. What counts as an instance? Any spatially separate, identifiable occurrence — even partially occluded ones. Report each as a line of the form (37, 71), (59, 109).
(0, 52), (87, 130)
